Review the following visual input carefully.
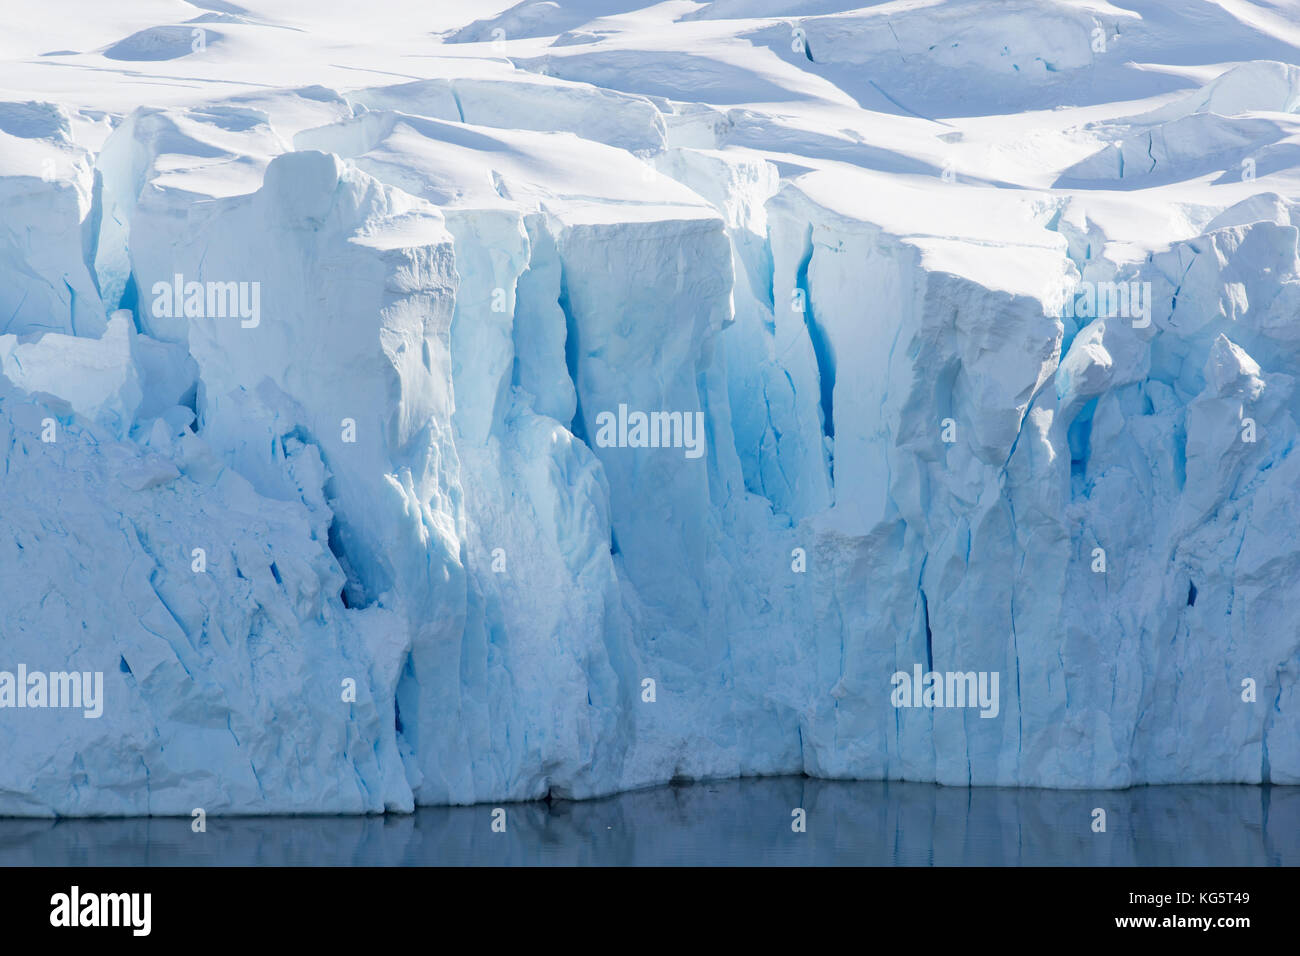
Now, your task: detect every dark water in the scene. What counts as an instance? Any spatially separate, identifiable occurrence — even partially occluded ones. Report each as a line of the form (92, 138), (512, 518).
(0, 778), (1294, 866)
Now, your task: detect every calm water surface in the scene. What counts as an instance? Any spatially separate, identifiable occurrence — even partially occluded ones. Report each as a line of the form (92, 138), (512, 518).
(0, 778), (1293, 865)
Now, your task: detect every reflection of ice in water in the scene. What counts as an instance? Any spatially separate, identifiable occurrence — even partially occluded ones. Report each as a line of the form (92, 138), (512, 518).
(2, 779), (1294, 866)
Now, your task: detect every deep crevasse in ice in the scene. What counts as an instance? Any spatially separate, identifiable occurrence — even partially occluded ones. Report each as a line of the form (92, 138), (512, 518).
(1, 0), (1298, 814)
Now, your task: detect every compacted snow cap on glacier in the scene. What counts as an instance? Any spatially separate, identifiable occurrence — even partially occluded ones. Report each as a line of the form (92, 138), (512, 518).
(0, 0), (1298, 815)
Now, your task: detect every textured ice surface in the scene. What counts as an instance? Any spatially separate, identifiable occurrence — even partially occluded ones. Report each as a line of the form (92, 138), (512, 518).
(1, 0), (1299, 815)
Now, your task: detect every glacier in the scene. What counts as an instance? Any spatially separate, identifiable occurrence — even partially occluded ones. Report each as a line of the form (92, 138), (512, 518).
(0, 0), (1298, 816)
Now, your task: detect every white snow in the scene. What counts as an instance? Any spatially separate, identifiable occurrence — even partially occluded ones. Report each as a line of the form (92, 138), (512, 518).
(1, 0), (1299, 815)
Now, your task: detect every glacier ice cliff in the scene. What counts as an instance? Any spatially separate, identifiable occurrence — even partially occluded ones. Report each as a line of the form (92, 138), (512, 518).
(0, 0), (1298, 815)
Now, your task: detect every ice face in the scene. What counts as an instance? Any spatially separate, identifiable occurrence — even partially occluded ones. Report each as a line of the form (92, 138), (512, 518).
(0, 0), (1298, 815)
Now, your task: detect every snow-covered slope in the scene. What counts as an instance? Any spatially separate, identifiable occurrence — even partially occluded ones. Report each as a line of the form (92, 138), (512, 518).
(1, 0), (1299, 815)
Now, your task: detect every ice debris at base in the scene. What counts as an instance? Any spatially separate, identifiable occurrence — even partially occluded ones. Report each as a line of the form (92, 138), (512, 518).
(0, 0), (1298, 815)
